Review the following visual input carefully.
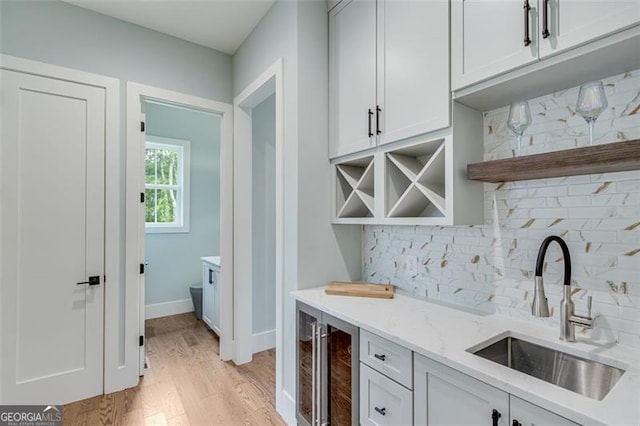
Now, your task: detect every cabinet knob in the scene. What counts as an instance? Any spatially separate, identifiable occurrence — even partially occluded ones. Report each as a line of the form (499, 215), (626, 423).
(513, 420), (522, 426)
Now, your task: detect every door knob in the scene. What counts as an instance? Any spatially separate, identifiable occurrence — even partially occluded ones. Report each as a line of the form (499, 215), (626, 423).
(77, 276), (100, 286)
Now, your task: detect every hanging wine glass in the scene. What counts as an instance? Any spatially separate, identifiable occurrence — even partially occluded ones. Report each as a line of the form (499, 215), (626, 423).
(507, 101), (532, 156)
(576, 81), (608, 145)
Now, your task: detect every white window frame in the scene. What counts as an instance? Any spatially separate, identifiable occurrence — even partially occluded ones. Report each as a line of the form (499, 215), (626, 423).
(144, 135), (190, 233)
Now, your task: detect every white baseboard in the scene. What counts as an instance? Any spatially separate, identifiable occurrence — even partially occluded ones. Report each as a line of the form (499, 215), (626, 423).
(252, 329), (276, 353)
(278, 389), (296, 426)
(145, 298), (193, 319)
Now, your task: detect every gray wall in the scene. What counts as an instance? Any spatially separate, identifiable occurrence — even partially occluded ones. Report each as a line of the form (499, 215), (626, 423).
(145, 101), (220, 306)
(251, 94), (276, 335)
(233, 0), (361, 408)
(0, 0), (232, 102)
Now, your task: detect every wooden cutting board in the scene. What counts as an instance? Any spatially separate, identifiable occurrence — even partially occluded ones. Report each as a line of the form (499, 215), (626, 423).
(325, 281), (394, 299)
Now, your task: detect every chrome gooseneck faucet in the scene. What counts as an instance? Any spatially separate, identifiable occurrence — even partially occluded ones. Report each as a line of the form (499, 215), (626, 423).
(532, 236), (594, 342)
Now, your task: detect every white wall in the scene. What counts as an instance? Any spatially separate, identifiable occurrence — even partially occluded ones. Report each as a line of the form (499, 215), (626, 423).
(0, 1), (232, 102)
(233, 0), (361, 411)
(364, 68), (640, 348)
(252, 94), (276, 335)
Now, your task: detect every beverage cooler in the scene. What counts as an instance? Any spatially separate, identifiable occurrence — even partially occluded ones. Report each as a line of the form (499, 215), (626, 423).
(297, 301), (359, 426)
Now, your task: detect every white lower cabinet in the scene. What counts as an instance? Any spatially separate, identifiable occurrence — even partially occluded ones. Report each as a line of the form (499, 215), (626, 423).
(202, 261), (220, 335)
(414, 353), (509, 425)
(360, 363), (413, 425)
(414, 354), (580, 426)
(510, 395), (579, 426)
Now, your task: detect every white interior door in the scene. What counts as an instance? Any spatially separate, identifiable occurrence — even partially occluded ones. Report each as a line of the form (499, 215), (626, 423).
(0, 69), (106, 404)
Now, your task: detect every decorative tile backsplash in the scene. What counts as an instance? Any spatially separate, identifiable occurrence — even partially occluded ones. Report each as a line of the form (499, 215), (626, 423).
(363, 69), (640, 347)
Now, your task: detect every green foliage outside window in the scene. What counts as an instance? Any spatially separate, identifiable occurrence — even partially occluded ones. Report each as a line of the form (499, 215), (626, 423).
(145, 146), (180, 224)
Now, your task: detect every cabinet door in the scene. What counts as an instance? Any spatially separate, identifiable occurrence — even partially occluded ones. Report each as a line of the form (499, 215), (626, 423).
(414, 354), (509, 425)
(452, 0), (538, 90)
(538, 0), (640, 58)
(202, 264), (214, 329)
(360, 363), (413, 426)
(211, 268), (221, 334)
(329, 0), (377, 158)
(510, 396), (579, 426)
(378, 0), (450, 146)
(324, 313), (360, 426)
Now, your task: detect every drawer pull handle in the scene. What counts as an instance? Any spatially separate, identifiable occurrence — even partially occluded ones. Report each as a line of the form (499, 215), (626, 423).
(374, 407), (386, 416)
(374, 353), (386, 361)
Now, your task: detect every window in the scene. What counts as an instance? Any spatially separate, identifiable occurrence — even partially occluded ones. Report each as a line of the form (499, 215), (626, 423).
(145, 136), (190, 233)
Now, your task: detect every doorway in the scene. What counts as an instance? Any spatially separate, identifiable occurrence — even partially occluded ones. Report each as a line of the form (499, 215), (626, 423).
(142, 101), (221, 325)
(233, 58), (285, 414)
(126, 83), (233, 371)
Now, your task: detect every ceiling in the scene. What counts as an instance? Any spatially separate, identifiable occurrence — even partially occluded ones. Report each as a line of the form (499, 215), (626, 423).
(63, 0), (275, 55)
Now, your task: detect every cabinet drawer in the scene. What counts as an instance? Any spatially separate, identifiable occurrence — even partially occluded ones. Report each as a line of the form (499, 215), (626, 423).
(360, 363), (413, 426)
(360, 329), (412, 389)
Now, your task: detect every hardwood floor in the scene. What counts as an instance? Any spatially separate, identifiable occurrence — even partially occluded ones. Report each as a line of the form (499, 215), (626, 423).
(63, 313), (284, 426)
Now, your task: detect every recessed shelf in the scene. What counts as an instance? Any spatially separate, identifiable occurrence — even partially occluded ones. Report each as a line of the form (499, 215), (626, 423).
(335, 156), (375, 218)
(467, 139), (640, 183)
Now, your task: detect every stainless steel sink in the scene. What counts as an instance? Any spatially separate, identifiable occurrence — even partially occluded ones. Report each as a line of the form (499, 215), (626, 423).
(472, 336), (625, 400)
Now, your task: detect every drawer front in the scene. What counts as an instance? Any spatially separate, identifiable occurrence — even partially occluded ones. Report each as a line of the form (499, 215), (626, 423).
(360, 363), (413, 426)
(360, 329), (412, 389)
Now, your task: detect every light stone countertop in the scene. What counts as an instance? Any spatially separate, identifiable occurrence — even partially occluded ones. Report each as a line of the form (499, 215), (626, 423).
(292, 286), (640, 426)
(201, 256), (221, 268)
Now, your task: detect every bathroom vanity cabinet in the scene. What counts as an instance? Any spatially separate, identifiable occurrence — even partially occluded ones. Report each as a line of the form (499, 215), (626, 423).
(201, 257), (221, 335)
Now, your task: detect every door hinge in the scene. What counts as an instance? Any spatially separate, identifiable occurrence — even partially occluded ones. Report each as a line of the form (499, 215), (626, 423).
(140, 263), (145, 274)
(140, 192), (145, 203)
(139, 335), (144, 346)
(140, 121), (145, 132)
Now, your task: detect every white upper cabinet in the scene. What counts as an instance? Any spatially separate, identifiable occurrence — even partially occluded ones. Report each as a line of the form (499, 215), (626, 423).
(329, 0), (377, 158)
(538, 0), (640, 58)
(378, 0), (450, 146)
(329, 0), (451, 159)
(452, 0), (538, 90)
(452, 0), (640, 91)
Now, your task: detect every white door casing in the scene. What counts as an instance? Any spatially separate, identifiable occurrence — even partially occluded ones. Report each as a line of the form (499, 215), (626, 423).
(126, 82), (233, 369)
(233, 58), (285, 417)
(0, 70), (105, 404)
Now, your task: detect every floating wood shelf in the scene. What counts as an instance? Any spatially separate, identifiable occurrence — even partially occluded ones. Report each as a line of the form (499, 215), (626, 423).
(467, 139), (640, 183)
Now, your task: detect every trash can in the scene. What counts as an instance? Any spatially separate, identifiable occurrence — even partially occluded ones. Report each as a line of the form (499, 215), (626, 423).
(190, 283), (203, 320)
